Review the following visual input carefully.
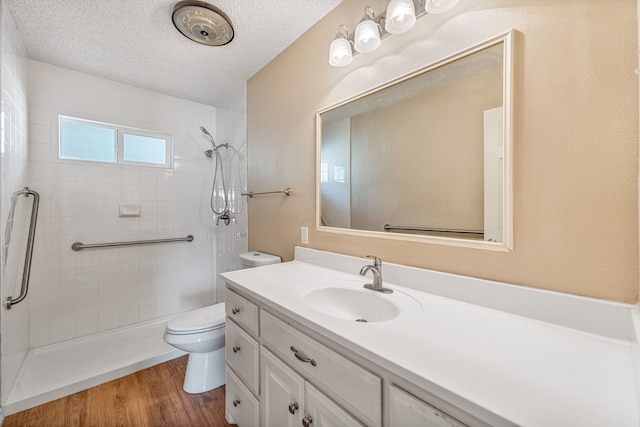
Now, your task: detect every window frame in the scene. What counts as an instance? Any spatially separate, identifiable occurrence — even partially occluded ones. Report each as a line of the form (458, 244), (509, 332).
(58, 115), (173, 168)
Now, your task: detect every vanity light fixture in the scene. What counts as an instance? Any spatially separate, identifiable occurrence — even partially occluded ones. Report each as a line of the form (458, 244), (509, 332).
(354, 6), (385, 54)
(329, 25), (354, 67)
(329, 0), (459, 67)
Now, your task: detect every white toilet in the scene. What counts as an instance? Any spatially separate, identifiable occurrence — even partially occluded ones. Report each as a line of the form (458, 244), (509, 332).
(163, 251), (281, 394)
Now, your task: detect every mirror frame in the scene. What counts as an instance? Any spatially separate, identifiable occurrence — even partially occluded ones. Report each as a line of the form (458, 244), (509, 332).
(315, 30), (514, 252)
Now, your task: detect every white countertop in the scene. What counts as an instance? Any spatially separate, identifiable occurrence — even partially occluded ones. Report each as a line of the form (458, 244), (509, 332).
(221, 252), (640, 427)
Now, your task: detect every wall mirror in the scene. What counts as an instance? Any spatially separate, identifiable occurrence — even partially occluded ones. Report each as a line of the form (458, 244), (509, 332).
(316, 31), (513, 251)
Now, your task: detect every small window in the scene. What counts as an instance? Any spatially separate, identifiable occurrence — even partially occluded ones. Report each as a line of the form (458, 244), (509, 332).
(59, 118), (116, 163)
(120, 131), (170, 166)
(59, 116), (172, 168)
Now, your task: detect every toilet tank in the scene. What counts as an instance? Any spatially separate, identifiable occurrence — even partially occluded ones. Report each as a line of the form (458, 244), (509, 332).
(239, 251), (281, 269)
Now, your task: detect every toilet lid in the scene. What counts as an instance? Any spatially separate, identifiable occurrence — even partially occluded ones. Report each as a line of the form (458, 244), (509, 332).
(166, 303), (226, 334)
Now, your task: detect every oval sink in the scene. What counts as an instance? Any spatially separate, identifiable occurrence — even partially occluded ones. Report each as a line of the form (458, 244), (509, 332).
(306, 287), (399, 322)
(299, 282), (421, 323)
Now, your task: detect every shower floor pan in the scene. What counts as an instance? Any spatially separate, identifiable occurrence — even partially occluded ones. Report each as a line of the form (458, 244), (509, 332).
(3, 315), (185, 415)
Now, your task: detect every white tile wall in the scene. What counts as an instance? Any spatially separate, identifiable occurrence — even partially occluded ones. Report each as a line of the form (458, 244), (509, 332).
(1, 3), (30, 402)
(25, 60), (247, 348)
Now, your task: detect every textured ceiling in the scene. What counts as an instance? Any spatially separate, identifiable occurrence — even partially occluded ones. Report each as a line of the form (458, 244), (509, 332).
(5, 0), (343, 109)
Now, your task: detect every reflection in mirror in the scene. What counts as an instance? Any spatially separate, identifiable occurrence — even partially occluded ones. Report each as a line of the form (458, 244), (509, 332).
(317, 32), (513, 251)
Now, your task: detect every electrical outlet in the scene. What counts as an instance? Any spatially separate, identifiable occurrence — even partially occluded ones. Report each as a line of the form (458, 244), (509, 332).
(301, 226), (309, 244)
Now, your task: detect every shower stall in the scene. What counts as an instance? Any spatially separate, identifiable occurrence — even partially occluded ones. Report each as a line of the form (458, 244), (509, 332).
(0, 6), (247, 415)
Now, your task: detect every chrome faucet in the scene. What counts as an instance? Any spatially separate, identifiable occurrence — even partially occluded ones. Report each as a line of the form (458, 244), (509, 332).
(359, 255), (393, 294)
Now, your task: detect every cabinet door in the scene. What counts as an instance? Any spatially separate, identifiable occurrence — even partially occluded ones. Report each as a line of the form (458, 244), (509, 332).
(304, 383), (364, 427)
(261, 348), (304, 427)
(389, 385), (468, 427)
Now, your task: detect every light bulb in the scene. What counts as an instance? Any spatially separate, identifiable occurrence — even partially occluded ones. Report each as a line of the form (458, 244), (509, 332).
(354, 19), (381, 53)
(425, 0), (460, 14)
(329, 37), (353, 67)
(385, 0), (417, 34)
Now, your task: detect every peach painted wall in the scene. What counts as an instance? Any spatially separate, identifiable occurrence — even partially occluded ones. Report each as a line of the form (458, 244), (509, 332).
(247, 0), (639, 303)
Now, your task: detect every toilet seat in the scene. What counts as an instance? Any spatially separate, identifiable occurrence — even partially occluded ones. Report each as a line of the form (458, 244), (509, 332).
(166, 303), (226, 335)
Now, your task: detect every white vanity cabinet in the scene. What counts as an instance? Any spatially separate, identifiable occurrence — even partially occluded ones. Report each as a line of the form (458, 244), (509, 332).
(225, 284), (477, 427)
(225, 286), (381, 427)
(222, 249), (640, 427)
(261, 347), (363, 427)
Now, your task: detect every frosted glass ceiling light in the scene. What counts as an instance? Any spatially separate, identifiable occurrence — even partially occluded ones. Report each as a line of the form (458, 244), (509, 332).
(329, 25), (354, 67)
(425, 0), (460, 14)
(385, 0), (417, 34)
(172, 0), (234, 46)
(354, 6), (382, 54)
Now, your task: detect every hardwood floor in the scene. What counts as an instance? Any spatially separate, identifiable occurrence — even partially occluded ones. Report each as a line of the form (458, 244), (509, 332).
(3, 355), (236, 427)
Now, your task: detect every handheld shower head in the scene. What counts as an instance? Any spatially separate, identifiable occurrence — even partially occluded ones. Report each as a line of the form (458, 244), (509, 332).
(200, 126), (218, 149)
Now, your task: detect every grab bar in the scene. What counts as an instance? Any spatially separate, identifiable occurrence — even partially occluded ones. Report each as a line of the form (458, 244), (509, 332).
(5, 187), (40, 310)
(71, 235), (194, 251)
(241, 187), (291, 198)
(384, 224), (483, 234)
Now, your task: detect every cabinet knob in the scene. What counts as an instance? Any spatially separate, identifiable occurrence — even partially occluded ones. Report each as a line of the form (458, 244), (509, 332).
(232, 345), (241, 353)
(288, 402), (299, 414)
(232, 398), (240, 407)
(232, 307), (241, 315)
(302, 415), (313, 427)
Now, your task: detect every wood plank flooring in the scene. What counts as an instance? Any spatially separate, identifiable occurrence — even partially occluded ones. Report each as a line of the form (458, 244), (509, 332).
(3, 355), (236, 427)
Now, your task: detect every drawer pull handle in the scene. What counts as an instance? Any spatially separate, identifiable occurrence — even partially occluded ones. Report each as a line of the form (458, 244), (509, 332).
(233, 398), (240, 407)
(288, 402), (299, 414)
(233, 345), (241, 353)
(302, 415), (313, 427)
(290, 345), (317, 367)
(232, 307), (241, 315)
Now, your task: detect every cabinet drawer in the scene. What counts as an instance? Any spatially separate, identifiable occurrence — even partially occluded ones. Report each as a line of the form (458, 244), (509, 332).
(226, 368), (259, 427)
(261, 311), (381, 427)
(226, 288), (259, 336)
(389, 385), (468, 427)
(226, 318), (260, 394)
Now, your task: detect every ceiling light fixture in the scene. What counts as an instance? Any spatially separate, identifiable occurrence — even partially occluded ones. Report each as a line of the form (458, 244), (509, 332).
(329, 0), (459, 67)
(172, 0), (234, 46)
